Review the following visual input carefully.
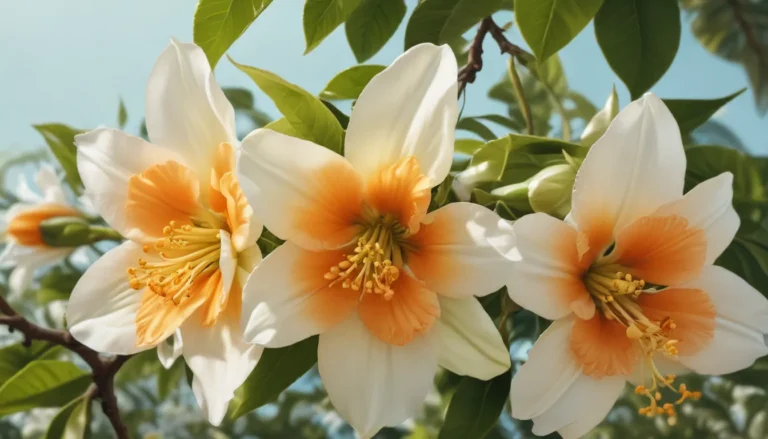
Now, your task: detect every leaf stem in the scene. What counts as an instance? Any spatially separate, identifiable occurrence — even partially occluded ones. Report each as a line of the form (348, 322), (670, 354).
(506, 58), (535, 135)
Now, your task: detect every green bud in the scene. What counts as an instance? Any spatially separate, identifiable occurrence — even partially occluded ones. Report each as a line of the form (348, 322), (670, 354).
(39, 217), (122, 247)
(528, 164), (577, 218)
(581, 85), (619, 146)
(490, 180), (532, 212)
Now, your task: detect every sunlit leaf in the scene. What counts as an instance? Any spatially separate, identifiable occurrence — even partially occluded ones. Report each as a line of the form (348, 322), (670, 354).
(304, 0), (361, 54)
(0, 342), (62, 387)
(44, 396), (91, 439)
(319, 65), (385, 100)
(33, 124), (85, 194)
(193, 0), (273, 67)
(404, 0), (505, 48)
(117, 98), (128, 129)
(0, 360), (91, 415)
(345, 0), (406, 62)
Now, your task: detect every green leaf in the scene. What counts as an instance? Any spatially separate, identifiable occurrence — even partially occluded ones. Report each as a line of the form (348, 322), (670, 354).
(515, 0), (604, 62)
(663, 89), (745, 137)
(231, 58), (344, 153)
(0, 360), (91, 415)
(304, 0), (361, 54)
(457, 118), (497, 142)
(231, 336), (318, 419)
(44, 396), (91, 439)
(117, 98), (128, 129)
(223, 87), (273, 128)
(455, 138), (486, 156)
(193, 0), (274, 68)
(345, 0), (406, 62)
(595, 0), (681, 99)
(404, 0), (505, 48)
(321, 100), (351, 129)
(320, 65), (385, 100)
(157, 358), (186, 400)
(33, 124), (85, 194)
(37, 266), (81, 304)
(438, 371), (512, 439)
(0, 342), (62, 387)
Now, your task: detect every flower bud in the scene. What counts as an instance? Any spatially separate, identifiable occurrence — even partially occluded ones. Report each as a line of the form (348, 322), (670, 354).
(528, 164), (576, 218)
(6, 204), (81, 247)
(38, 216), (92, 247)
(581, 85), (619, 146)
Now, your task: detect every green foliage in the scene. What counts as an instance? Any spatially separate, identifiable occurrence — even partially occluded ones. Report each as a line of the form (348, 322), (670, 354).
(515, 0), (604, 62)
(117, 98), (128, 129)
(222, 87), (273, 131)
(439, 371), (512, 439)
(231, 57), (344, 153)
(0, 342), (62, 387)
(33, 123), (85, 194)
(193, 0), (273, 67)
(231, 337), (319, 419)
(404, 0), (505, 49)
(304, 0), (361, 54)
(44, 396), (91, 439)
(345, 0), (406, 62)
(0, 360), (91, 416)
(320, 65), (385, 100)
(37, 266), (82, 304)
(664, 89), (745, 137)
(595, 0), (681, 99)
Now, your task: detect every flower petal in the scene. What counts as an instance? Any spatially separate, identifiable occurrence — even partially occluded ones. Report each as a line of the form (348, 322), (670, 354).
(182, 307), (263, 426)
(506, 213), (594, 321)
(406, 202), (515, 299)
(157, 330), (183, 369)
(67, 241), (146, 355)
(678, 317), (768, 375)
(145, 39), (236, 177)
(510, 317), (581, 420)
(533, 374), (625, 439)
(570, 94), (686, 253)
(570, 314), (640, 377)
(219, 172), (262, 252)
(238, 129), (364, 251)
(76, 128), (184, 243)
(344, 43), (457, 186)
(36, 164), (68, 204)
(318, 314), (437, 438)
(637, 288), (716, 356)
(653, 173), (740, 264)
(434, 296), (510, 380)
(241, 242), (358, 347)
(364, 156), (431, 234)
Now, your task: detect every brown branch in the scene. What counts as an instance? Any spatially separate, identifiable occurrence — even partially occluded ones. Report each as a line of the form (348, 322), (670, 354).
(457, 17), (531, 96)
(0, 295), (132, 439)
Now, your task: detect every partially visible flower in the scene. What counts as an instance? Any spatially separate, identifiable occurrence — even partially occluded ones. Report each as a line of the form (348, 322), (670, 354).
(507, 94), (768, 438)
(65, 39), (263, 425)
(237, 44), (513, 437)
(0, 165), (82, 298)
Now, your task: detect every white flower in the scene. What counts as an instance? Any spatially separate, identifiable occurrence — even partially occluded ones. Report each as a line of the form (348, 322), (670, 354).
(65, 39), (263, 425)
(237, 44), (514, 437)
(506, 94), (768, 438)
(0, 165), (80, 299)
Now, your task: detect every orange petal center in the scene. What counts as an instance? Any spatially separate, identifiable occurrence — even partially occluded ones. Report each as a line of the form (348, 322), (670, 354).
(6, 203), (81, 246)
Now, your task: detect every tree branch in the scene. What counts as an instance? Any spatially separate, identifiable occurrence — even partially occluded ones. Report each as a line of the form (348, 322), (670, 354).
(0, 294), (132, 439)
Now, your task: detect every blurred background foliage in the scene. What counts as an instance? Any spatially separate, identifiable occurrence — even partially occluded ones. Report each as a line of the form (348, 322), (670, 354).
(1, 0), (768, 438)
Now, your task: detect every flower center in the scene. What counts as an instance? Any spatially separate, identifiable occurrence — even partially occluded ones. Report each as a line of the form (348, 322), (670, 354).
(127, 220), (222, 304)
(323, 214), (406, 301)
(584, 264), (701, 424)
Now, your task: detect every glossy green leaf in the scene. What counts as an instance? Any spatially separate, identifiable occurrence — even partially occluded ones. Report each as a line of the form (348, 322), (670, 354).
(455, 138), (486, 156)
(117, 98), (127, 129)
(663, 89), (745, 137)
(404, 0), (505, 48)
(230, 336), (319, 419)
(33, 124), (85, 194)
(0, 342), (62, 387)
(321, 100), (350, 129)
(44, 396), (90, 439)
(0, 360), (91, 415)
(263, 118), (301, 138)
(438, 371), (512, 439)
(515, 0), (604, 62)
(231, 57), (344, 153)
(193, 0), (273, 67)
(457, 118), (497, 142)
(320, 65), (385, 100)
(223, 87), (273, 128)
(304, 0), (361, 54)
(595, 0), (681, 99)
(345, 0), (406, 62)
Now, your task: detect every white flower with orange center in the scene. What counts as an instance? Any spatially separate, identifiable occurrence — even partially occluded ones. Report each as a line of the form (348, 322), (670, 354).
(0, 165), (82, 298)
(64, 40), (263, 425)
(507, 94), (768, 439)
(237, 44), (514, 437)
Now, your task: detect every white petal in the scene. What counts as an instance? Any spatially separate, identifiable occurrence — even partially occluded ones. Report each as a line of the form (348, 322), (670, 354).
(679, 317), (768, 375)
(506, 213), (591, 321)
(545, 376), (625, 439)
(510, 317), (580, 420)
(344, 43), (458, 186)
(571, 94), (686, 234)
(654, 173), (739, 264)
(182, 312), (263, 426)
(435, 296), (510, 380)
(218, 230), (237, 306)
(36, 164), (68, 204)
(7, 247), (71, 298)
(241, 242), (357, 348)
(318, 314), (437, 438)
(145, 39), (236, 177)
(238, 128), (363, 251)
(157, 330), (183, 369)
(75, 128), (184, 242)
(407, 203), (515, 299)
(237, 244), (262, 273)
(67, 241), (146, 355)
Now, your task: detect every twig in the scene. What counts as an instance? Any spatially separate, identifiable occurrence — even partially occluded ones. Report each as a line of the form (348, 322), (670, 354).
(0, 294), (132, 439)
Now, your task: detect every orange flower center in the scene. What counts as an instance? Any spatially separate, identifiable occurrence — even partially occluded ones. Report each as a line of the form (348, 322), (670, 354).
(323, 214), (407, 301)
(584, 264), (700, 424)
(6, 204), (80, 247)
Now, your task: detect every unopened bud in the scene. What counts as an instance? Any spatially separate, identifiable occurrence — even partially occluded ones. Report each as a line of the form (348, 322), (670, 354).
(527, 164), (577, 218)
(39, 217), (122, 247)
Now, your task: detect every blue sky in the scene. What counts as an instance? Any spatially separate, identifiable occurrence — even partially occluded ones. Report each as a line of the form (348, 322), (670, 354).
(1, 0), (765, 157)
